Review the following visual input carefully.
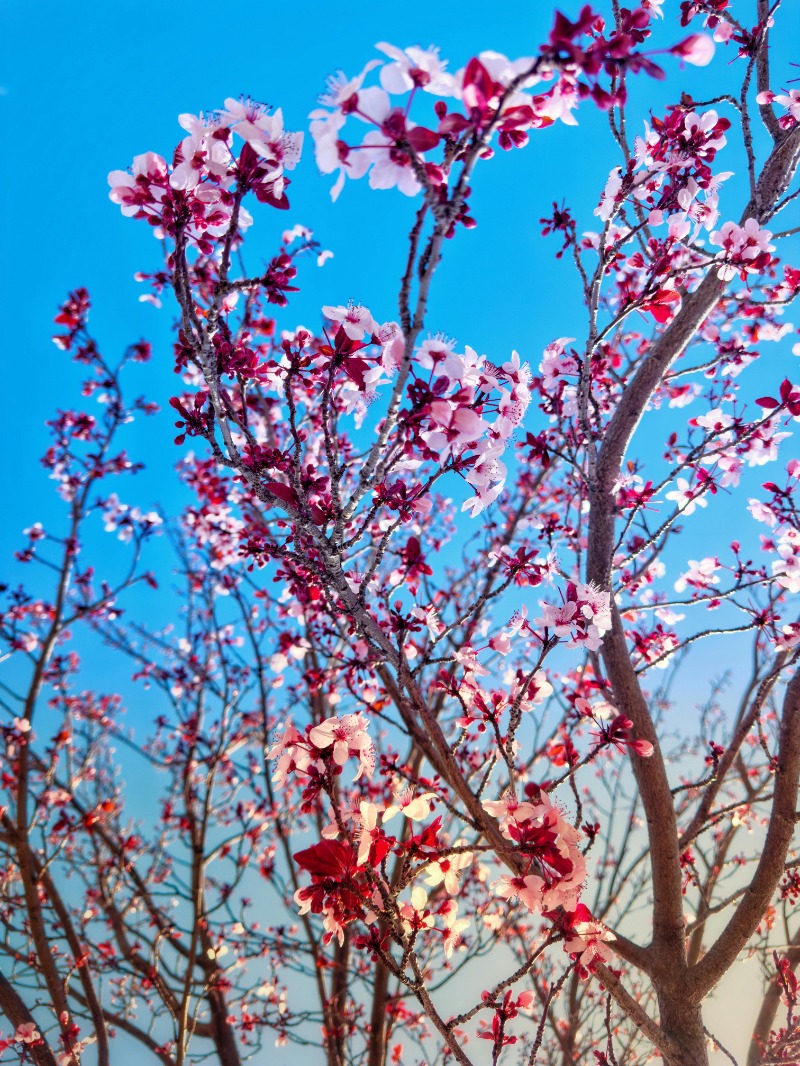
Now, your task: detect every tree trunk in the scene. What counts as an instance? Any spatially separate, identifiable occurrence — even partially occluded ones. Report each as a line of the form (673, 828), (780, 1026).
(658, 993), (709, 1066)
(0, 971), (59, 1066)
(367, 959), (390, 1066)
(207, 985), (242, 1066)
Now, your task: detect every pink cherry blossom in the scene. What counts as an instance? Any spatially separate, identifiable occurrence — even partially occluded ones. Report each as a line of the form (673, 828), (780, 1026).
(308, 713), (376, 778)
(356, 801), (383, 865)
(438, 900), (470, 957)
(383, 790), (437, 822)
(322, 303), (379, 341)
(376, 42), (456, 96)
(14, 1023), (41, 1045)
(108, 152), (169, 218)
(674, 557), (721, 594)
(423, 847), (473, 895)
(492, 873), (545, 912)
(664, 477), (707, 516)
(710, 218), (775, 281)
(757, 89), (800, 128)
(670, 34), (715, 66)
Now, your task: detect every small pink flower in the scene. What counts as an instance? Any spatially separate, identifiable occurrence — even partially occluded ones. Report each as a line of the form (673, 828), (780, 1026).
(671, 34), (715, 66)
(437, 899), (470, 957)
(375, 43), (456, 97)
(14, 1023), (41, 1045)
(492, 873), (545, 912)
(424, 848), (473, 895)
(383, 790), (436, 822)
(489, 632), (512, 656)
(631, 739), (655, 757)
(322, 303), (378, 341)
(308, 714), (375, 778)
(356, 801), (382, 865)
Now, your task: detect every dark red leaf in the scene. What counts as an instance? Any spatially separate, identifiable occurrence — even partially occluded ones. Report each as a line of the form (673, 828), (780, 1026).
(294, 840), (356, 879)
(265, 481), (299, 508)
(406, 126), (440, 153)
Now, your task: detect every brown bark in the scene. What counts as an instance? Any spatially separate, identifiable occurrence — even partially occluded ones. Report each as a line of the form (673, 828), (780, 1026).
(205, 984), (243, 1066)
(694, 671), (800, 997)
(366, 959), (391, 1066)
(329, 929), (351, 1066)
(0, 970), (59, 1066)
(35, 865), (110, 1066)
(658, 993), (710, 1066)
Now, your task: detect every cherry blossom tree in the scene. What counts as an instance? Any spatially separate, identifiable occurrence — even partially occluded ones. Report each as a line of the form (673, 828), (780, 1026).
(3, 1), (800, 1064)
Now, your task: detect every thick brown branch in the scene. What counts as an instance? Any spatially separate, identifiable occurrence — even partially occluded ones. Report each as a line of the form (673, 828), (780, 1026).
(0, 970), (59, 1066)
(693, 670), (800, 996)
(586, 124), (800, 988)
(593, 962), (679, 1059)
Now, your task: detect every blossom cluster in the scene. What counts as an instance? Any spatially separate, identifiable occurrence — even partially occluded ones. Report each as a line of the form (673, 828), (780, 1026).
(674, 556), (721, 595)
(486, 791), (613, 971)
(710, 217), (776, 281)
(757, 89), (800, 130)
(537, 335), (582, 417)
(102, 493), (163, 543)
(108, 99), (303, 252)
(751, 498), (800, 597)
(431, 638), (552, 733)
(537, 581), (612, 651)
(309, 11), (702, 202)
(487, 791), (586, 912)
(269, 713), (376, 788)
(596, 107), (731, 242)
(166, 301), (534, 532)
(410, 337), (533, 514)
(679, 0), (736, 44)
(264, 304), (404, 429)
(772, 527), (800, 595)
(310, 45), (560, 202)
(287, 775), (475, 953)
